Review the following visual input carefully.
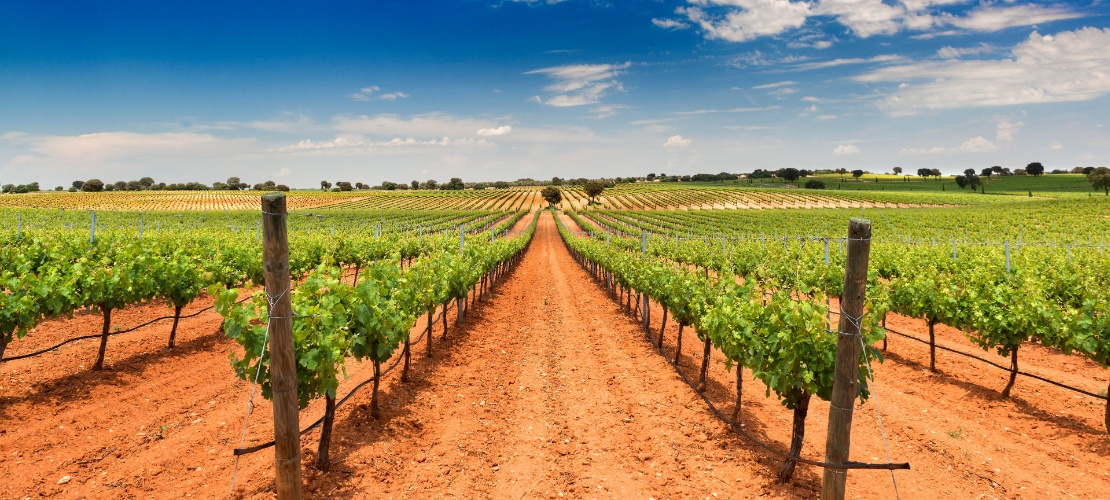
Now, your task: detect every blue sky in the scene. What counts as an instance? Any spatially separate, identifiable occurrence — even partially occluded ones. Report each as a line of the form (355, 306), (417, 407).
(2, 0), (1109, 188)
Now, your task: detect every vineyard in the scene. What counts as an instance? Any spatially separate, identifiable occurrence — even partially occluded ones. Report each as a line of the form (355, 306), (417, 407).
(556, 183), (1010, 211)
(1, 187), (1108, 498)
(0, 187), (543, 212)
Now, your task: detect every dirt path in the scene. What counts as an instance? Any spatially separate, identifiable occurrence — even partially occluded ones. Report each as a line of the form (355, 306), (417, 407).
(300, 210), (788, 498)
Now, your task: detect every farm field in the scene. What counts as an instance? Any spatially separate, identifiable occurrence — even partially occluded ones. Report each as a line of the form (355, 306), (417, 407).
(0, 187), (544, 212)
(1, 187), (1109, 499)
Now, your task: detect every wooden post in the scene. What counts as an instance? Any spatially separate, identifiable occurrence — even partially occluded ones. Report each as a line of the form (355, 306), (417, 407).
(261, 193), (304, 500)
(821, 218), (871, 500)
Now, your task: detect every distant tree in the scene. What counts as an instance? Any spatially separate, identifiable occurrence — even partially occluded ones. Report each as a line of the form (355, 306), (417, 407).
(227, 177), (242, 190)
(111, 181), (125, 191)
(965, 174), (982, 189)
(71, 180), (85, 190)
(955, 176), (968, 189)
(276, 184), (290, 192)
(320, 180), (332, 191)
(646, 173), (656, 181)
(798, 169), (812, 178)
(779, 168), (801, 183)
(892, 166), (903, 175)
(212, 182), (229, 190)
(980, 167), (993, 179)
(851, 169), (865, 180)
(442, 177), (464, 190)
(930, 168), (942, 178)
(336, 181), (353, 191)
(551, 176), (564, 186)
(749, 169), (773, 179)
(493, 181), (510, 189)
(82, 179), (104, 192)
(964, 168), (976, 177)
(381, 181), (397, 190)
(126, 180), (143, 191)
(835, 168), (848, 175)
(0, 184), (12, 193)
(411, 180), (420, 190)
(916, 168), (930, 180)
(104, 183), (116, 192)
(803, 179), (825, 189)
(422, 179), (438, 190)
(54, 186), (63, 191)
(584, 180), (605, 204)
(991, 166), (1003, 175)
(1082, 166), (1095, 175)
(139, 177), (155, 188)
(1088, 167), (1110, 195)
(541, 186), (562, 207)
(1026, 162), (1045, 176)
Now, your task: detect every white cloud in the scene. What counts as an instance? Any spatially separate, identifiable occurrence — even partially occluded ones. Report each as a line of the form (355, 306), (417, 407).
(275, 136), (492, 153)
(833, 143), (860, 155)
(663, 135), (692, 148)
(815, 0), (906, 38)
(628, 118), (680, 126)
(995, 119), (1023, 142)
(792, 54), (903, 71)
(899, 117), (1024, 155)
(678, 0), (1081, 43)
(672, 106), (782, 116)
(477, 126), (513, 136)
(652, 18), (690, 29)
(680, 1), (812, 43)
(3, 131), (255, 163)
(958, 136), (997, 152)
(911, 29), (961, 40)
(725, 50), (809, 68)
(899, 146), (947, 155)
(752, 80), (797, 89)
(588, 104), (630, 118)
(1050, 141), (1063, 150)
(333, 114), (498, 138)
(937, 43), (995, 59)
(815, 114), (838, 121)
(330, 114), (597, 145)
(525, 63), (630, 107)
(857, 28), (1110, 114)
(275, 167), (291, 177)
(349, 86), (409, 101)
(244, 115), (321, 134)
(943, 4), (1082, 32)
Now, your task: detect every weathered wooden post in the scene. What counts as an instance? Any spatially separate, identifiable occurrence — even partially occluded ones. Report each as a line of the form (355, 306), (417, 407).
(261, 193), (304, 500)
(821, 218), (871, 500)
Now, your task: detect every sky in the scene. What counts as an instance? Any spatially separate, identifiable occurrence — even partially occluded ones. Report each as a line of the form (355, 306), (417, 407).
(2, 0), (1109, 188)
